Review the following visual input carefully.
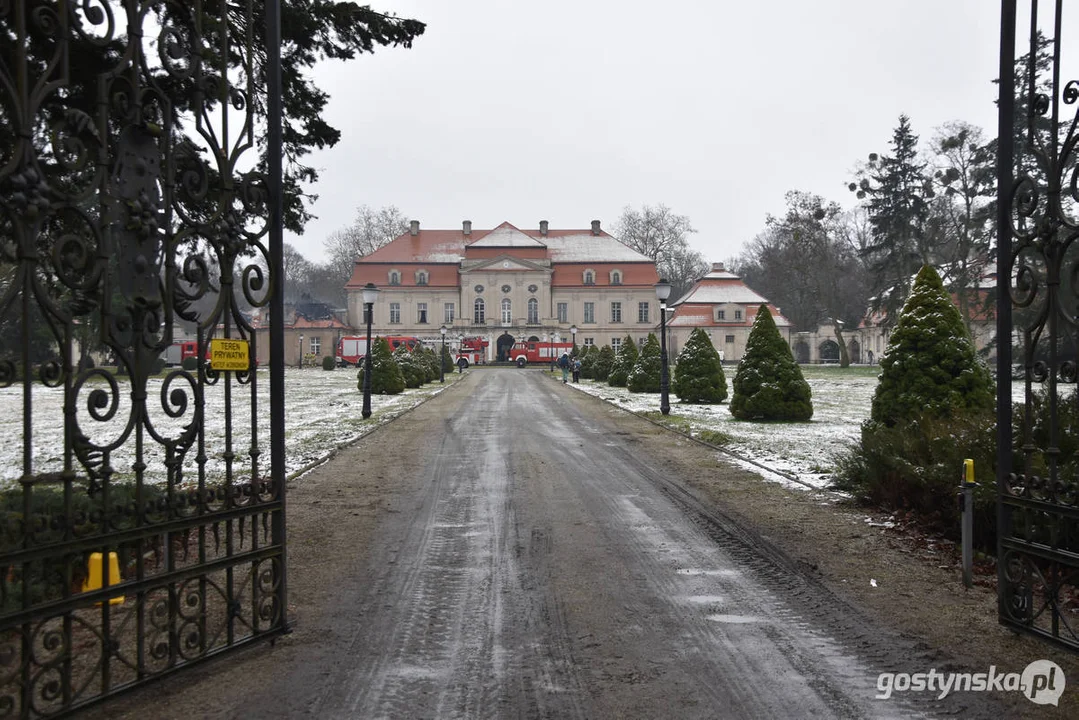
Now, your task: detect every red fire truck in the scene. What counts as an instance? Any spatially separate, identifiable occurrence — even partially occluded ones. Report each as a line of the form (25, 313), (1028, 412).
(453, 337), (488, 369)
(509, 340), (575, 367)
(162, 341), (201, 366)
(336, 335), (422, 366)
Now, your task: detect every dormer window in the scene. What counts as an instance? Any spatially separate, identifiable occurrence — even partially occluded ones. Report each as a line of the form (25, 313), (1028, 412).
(388, 270), (401, 286)
(610, 270), (622, 285)
(583, 270), (595, 286)
(416, 270), (429, 286)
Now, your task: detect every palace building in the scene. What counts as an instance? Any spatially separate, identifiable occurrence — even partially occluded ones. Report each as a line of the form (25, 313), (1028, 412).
(345, 220), (662, 362)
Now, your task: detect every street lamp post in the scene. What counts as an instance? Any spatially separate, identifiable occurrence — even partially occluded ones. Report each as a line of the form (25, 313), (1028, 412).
(361, 283), (379, 419)
(298, 333), (303, 369)
(570, 325), (578, 382)
(440, 325), (447, 383)
(457, 334), (464, 373)
(655, 279), (672, 415)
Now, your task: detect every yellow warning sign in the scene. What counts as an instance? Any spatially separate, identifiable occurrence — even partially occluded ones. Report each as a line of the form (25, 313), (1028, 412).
(210, 338), (250, 371)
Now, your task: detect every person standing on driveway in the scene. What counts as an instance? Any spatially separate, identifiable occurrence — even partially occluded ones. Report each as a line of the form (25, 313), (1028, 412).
(558, 352), (570, 383)
(572, 357), (581, 383)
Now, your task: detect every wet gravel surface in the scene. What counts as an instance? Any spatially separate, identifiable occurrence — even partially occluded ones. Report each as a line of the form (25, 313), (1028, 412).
(87, 370), (1028, 719)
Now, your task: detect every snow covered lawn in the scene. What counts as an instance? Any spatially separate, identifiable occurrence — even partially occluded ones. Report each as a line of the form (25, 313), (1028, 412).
(0, 367), (455, 490)
(567, 365), (882, 491)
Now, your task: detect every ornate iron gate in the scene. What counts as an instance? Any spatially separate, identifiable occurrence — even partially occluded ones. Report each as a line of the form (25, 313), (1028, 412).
(0, 1), (287, 714)
(997, 0), (1079, 650)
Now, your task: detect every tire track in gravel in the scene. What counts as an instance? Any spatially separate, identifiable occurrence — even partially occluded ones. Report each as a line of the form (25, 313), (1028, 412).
(321, 371), (587, 720)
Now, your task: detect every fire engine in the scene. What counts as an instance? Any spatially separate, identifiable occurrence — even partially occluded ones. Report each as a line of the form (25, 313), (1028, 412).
(509, 339), (575, 367)
(453, 337), (488, 368)
(336, 335), (422, 366)
(162, 341), (201, 366)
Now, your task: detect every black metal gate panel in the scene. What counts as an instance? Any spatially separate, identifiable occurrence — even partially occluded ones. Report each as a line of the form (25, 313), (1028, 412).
(0, 1), (287, 714)
(997, 0), (1079, 651)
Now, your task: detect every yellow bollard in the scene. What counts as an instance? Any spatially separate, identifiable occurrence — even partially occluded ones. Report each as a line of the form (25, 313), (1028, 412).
(82, 552), (125, 605)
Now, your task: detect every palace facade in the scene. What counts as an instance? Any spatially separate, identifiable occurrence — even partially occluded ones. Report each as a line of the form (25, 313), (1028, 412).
(344, 220), (662, 361)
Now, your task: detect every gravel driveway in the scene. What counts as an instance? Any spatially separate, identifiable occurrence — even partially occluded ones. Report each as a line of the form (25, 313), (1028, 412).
(85, 370), (1074, 719)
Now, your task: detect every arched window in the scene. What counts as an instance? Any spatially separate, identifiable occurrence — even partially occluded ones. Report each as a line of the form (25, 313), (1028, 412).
(583, 270), (595, 285)
(501, 298), (512, 324)
(474, 298), (485, 324)
(611, 270), (622, 285)
(416, 271), (428, 286)
(388, 270), (400, 286)
(527, 298), (539, 324)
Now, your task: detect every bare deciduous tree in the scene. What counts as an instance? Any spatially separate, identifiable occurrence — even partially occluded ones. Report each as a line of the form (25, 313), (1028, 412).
(323, 205), (409, 292)
(612, 204), (704, 299)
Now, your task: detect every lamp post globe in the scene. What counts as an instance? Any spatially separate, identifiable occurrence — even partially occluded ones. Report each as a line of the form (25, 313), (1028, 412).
(361, 282), (379, 419)
(655, 279), (672, 415)
(440, 325), (447, 383)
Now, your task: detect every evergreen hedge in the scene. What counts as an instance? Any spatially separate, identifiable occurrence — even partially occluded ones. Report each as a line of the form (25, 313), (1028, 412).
(730, 305), (812, 421)
(608, 335), (638, 387)
(627, 334), (663, 393)
(593, 345), (615, 382)
(673, 328), (727, 403)
(356, 337), (405, 395)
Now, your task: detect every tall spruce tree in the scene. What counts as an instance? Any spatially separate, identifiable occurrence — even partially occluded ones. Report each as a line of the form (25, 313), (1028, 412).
(730, 306), (812, 421)
(627, 334), (663, 393)
(870, 265), (994, 427)
(852, 115), (933, 324)
(673, 328), (727, 403)
(608, 335), (639, 387)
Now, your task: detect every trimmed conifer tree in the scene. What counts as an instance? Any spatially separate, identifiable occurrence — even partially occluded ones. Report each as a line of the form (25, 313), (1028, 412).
(593, 344), (615, 382)
(356, 337), (405, 395)
(870, 264), (994, 427)
(674, 328), (728, 403)
(628, 334), (663, 392)
(580, 344), (597, 379)
(608, 335), (638, 387)
(394, 346), (425, 388)
(730, 305), (812, 421)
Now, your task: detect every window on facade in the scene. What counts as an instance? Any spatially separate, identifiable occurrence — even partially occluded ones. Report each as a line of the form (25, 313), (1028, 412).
(417, 302), (428, 324)
(584, 338), (595, 347)
(612, 337), (622, 352)
(390, 303), (401, 324)
(474, 298), (485, 324)
(725, 335), (735, 343)
(527, 298), (539, 324)
(417, 271), (428, 286)
(583, 270), (595, 285)
(389, 271), (400, 286)
(611, 302), (622, 323)
(444, 303), (455, 324)
(501, 298), (512, 324)
(611, 271), (622, 285)
(717, 309), (726, 320)
(557, 303), (568, 323)
(584, 302), (595, 324)
(638, 302), (649, 323)
(735, 309), (742, 320)
(310, 337), (321, 355)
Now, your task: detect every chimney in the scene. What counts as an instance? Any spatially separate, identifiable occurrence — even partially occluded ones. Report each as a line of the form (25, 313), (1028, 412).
(463, 220), (472, 236)
(591, 219), (601, 236)
(410, 220), (419, 236)
(712, 262), (725, 272)
(539, 220), (548, 236)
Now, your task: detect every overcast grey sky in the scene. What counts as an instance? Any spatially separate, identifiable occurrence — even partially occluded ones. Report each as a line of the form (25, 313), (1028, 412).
(284, 1), (1075, 268)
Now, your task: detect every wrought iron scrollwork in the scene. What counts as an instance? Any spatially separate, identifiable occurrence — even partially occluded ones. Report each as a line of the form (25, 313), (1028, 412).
(998, 0), (1079, 651)
(0, 1), (285, 715)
